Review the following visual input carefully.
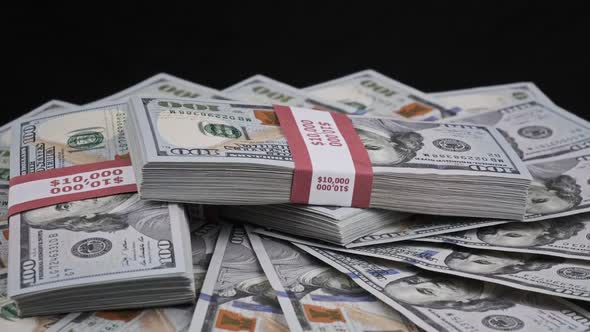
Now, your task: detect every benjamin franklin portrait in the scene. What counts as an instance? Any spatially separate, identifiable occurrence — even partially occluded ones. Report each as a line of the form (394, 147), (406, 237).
(383, 271), (513, 311)
(526, 175), (582, 216)
(443, 249), (561, 275)
(352, 119), (430, 166)
(21, 193), (172, 241)
(476, 217), (586, 247)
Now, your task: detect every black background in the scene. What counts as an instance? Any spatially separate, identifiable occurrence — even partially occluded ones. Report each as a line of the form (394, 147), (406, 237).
(2, 3), (589, 124)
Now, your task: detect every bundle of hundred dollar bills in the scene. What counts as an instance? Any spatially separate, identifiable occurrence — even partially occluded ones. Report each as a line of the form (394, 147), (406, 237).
(125, 96), (533, 220)
(2, 70), (590, 332)
(6, 102), (195, 317)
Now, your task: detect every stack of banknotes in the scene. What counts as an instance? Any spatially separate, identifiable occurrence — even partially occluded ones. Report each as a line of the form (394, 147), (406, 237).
(125, 96), (532, 220)
(1, 70), (590, 332)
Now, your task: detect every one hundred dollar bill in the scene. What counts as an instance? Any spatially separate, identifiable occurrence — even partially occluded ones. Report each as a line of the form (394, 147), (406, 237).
(134, 97), (527, 176)
(451, 101), (590, 161)
(295, 243), (590, 332)
(304, 69), (452, 120)
(330, 241), (590, 301)
(92, 73), (234, 104)
(245, 227), (419, 332)
(417, 213), (590, 260)
(191, 222), (221, 293)
(432, 82), (556, 118)
(8, 193), (190, 296)
(189, 224), (289, 332)
(0, 100), (75, 147)
(223, 74), (357, 114)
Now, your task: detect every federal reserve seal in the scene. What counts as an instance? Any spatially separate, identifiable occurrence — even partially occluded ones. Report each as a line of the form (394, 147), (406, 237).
(71, 238), (112, 258)
(482, 315), (524, 331)
(433, 138), (471, 152)
(557, 267), (590, 280)
(517, 126), (553, 139)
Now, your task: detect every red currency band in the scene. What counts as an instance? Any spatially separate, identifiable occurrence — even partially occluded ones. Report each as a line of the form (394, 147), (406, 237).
(8, 158), (138, 218)
(274, 105), (373, 208)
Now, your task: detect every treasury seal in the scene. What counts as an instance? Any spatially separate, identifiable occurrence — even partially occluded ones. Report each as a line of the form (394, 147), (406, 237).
(482, 315), (524, 331)
(71, 238), (112, 258)
(557, 267), (590, 280)
(517, 126), (553, 139)
(433, 138), (471, 152)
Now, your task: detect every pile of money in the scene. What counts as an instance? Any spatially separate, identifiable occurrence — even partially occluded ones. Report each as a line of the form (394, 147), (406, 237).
(126, 96), (532, 220)
(2, 70), (590, 332)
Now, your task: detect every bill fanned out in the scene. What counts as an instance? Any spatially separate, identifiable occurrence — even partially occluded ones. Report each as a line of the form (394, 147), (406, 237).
(295, 243), (590, 332)
(431, 82), (556, 118)
(327, 241), (590, 301)
(418, 213), (590, 260)
(245, 227), (419, 332)
(90, 73), (235, 104)
(304, 69), (452, 120)
(127, 96), (532, 220)
(189, 224), (289, 332)
(451, 101), (590, 161)
(7, 102), (194, 316)
(223, 74), (357, 114)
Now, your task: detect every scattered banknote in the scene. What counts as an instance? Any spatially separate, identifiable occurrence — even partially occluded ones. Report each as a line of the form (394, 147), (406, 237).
(329, 241), (590, 301)
(47, 310), (145, 332)
(418, 213), (590, 260)
(304, 69), (452, 120)
(47, 306), (194, 332)
(189, 224), (289, 332)
(191, 222), (221, 292)
(451, 101), (590, 162)
(91, 73), (234, 104)
(8, 102), (194, 316)
(0, 100), (75, 146)
(295, 243), (590, 332)
(432, 82), (556, 118)
(523, 149), (590, 221)
(223, 74), (357, 114)
(245, 227), (419, 332)
(127, 97), (531, 220)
